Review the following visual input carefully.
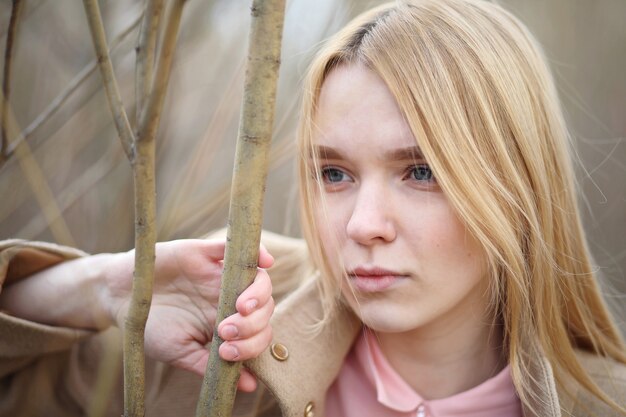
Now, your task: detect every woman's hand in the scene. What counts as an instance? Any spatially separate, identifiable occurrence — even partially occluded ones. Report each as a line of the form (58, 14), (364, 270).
(102, 239), (275, 392)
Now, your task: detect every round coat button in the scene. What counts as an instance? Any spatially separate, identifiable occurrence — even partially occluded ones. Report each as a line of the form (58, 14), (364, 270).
(270, 343), (289, 361)
(304, 401), (314, 417)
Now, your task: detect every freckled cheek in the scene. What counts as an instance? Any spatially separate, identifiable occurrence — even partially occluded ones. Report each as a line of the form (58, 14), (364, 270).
(407, 207), (478, 259)
(431, 221), (487, 277)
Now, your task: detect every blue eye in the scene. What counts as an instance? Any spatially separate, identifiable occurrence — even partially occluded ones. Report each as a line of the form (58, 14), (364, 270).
(408, 165), (435, 182)
(321, 167), (350, 183)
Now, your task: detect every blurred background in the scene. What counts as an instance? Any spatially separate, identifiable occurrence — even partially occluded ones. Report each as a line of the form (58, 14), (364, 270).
(0, 0), (624, 331)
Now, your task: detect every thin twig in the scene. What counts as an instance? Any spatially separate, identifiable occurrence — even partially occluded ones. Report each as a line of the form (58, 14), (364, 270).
(0, 0), (43, 39)
(1, 0), (24, 162)
(16, 142), (123, 244)
(195, 0), (286, 416)
(135, 0), (164, 128)
(82, 0), (135, 160)
(0, 89), (76, 246)
(87, 330), (123, 417)
(0, 12), (142, 170)
(137, 0), (186, 142)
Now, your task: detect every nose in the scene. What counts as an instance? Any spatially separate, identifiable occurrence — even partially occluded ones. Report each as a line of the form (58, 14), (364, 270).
(346, 184), (396, 245)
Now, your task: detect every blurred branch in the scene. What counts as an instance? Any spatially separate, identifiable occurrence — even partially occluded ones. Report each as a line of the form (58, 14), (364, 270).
(87, 330), (123, 417)
(0, 12), (142, 170)
(0, 90), (76, 246)
(135, 0), (164, 128)
(16, 143), (123, 239)
(159, 87), (299, 240)
(173, 131), (296, 239)
(195, 0), (286, 416)
(1, 0), (24, 164)
(0, 0), (43, 39)
(158, 58), (245, 238)
(83, 0), (135, 160)
(0, 0), (75, 246)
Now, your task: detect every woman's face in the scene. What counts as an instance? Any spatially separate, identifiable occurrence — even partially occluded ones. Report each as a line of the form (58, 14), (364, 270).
(312, 64), (490, 335)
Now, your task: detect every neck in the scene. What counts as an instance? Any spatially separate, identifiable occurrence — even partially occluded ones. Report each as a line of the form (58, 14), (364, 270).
(376, 310), (506, 400)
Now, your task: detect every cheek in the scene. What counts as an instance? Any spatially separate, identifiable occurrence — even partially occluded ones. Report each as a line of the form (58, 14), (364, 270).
(410, 203), (486, 277)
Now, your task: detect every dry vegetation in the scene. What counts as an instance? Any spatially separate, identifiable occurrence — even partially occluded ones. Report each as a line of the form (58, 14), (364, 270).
(1, 0), (624, 326)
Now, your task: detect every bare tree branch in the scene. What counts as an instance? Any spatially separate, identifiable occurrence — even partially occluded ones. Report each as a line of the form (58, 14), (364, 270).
(1, 0), (24, 162)
(124, 1), (187, 416)
(0, 12), (141, 171)
(195, 0), (286, 416)
(82, 0), (135, 160)
(82, 0), (187, 413)
(137, 0), (186, 143)
(135, 0), (164, 128)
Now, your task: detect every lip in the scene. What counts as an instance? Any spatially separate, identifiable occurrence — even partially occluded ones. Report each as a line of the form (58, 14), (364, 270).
(347, 266), (406, 293)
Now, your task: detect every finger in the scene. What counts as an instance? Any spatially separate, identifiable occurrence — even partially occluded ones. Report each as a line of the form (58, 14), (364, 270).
(196, 239), (272, 267)
(219, 325), (273, 361)
(237, 368), (258, 392)
(219, 296), (275, 341)
(258, 244), (274, 269)
(198, 239), (227, 261)
(235, 269), (272, 316)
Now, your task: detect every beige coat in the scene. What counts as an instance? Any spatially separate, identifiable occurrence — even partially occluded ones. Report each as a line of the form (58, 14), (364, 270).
(1, 235), (625, 417)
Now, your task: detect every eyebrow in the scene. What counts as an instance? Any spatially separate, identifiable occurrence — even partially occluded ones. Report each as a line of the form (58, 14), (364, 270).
(312, 145), (424, 161)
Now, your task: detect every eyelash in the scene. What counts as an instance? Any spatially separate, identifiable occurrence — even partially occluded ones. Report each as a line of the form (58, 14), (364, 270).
(402, 164), (436, 183)
(320, 167), (351, 184)
(318, 164), (436, 185)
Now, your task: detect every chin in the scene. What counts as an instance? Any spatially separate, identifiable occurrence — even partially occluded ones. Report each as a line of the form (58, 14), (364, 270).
(351, 303), (421, 334)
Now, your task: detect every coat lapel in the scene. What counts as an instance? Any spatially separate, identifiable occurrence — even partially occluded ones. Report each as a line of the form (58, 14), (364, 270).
(520, 342), (564, 417)
(246, 279), (360, 417)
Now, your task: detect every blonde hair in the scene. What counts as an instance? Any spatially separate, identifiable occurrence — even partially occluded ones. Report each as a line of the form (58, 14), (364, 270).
(297, 0), (626, 413)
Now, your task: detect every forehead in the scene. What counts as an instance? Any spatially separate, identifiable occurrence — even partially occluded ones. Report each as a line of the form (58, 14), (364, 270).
(314, 64), (417, 152)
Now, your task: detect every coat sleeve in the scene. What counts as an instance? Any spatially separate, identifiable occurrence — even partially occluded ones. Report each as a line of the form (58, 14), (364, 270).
(0, 233), (311, 417)
(0, 239), (103, 416)
(0, 240), (93, 376)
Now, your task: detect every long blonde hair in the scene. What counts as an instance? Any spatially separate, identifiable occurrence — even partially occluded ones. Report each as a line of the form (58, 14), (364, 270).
(297, 0), (626, 413)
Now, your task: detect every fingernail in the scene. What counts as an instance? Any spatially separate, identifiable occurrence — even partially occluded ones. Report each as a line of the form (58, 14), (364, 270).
(246, 299), (258, 313)
(223, 344), (239, 360)
(221, 324), (238, 339)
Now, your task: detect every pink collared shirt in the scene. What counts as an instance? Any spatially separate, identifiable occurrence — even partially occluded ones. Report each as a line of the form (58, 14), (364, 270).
(326, 330), (522, 417)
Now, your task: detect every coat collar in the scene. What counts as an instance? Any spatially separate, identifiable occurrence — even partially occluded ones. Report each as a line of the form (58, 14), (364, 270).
(247, 278), (566, 417)
(247, 279), (360, 417)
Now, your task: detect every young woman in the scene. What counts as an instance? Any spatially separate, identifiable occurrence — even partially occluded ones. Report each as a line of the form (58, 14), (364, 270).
(1, 1), (625, 416)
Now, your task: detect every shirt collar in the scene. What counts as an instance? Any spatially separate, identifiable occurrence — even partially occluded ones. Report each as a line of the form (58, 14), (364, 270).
(356, 329), (521, 416)
(357, 329), (423, 412)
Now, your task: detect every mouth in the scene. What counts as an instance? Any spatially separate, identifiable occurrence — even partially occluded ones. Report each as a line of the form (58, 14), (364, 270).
(346, 266), (406, 293)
